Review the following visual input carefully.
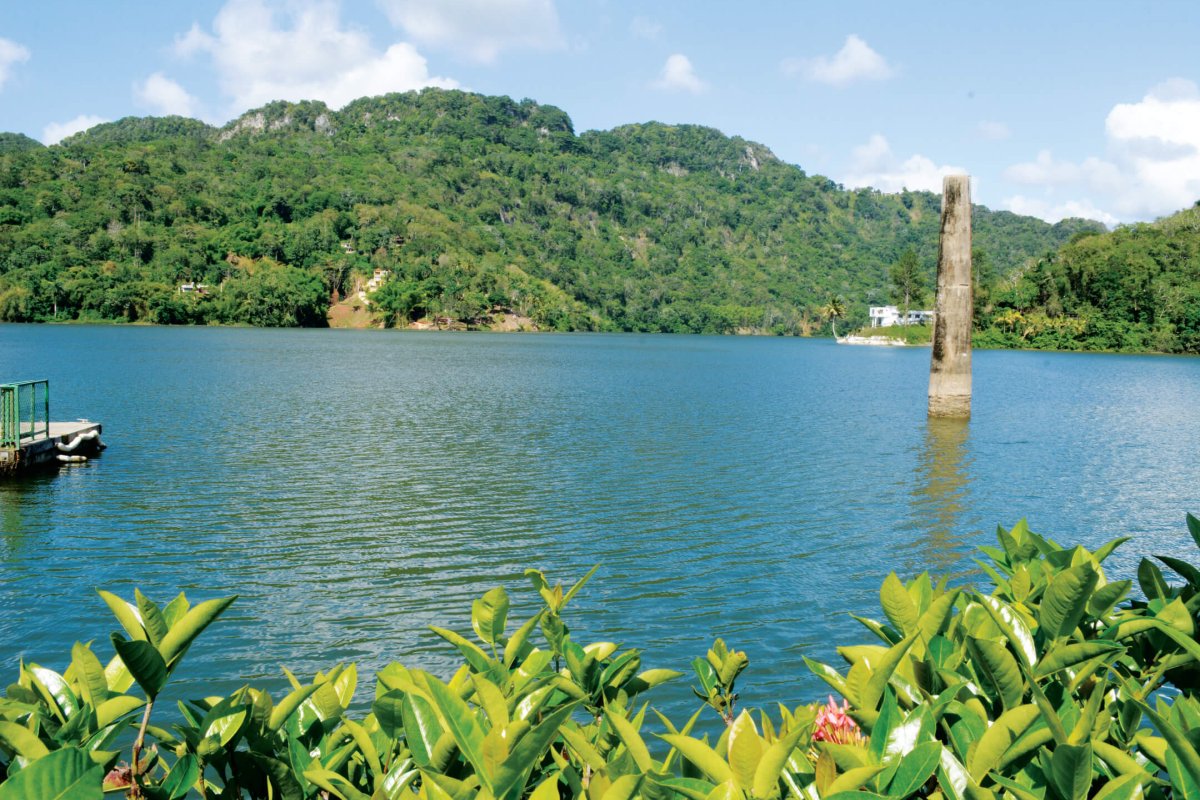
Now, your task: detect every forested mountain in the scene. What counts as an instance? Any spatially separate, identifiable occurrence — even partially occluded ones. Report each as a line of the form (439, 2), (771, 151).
(0, 88), (1103, 333)
(975, 204), (1200, 353)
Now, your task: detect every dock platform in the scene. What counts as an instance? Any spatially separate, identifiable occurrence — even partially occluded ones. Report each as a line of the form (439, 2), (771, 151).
(1, 380), (105, 475)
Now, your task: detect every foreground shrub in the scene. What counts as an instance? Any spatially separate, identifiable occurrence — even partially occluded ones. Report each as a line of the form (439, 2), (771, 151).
(2, 516), (1200, 799)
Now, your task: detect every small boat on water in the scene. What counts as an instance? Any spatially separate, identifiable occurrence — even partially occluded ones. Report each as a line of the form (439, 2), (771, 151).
(0, 380), (105, 476)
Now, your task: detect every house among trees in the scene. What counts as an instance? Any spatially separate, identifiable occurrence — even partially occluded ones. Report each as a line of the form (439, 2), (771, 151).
(178, 282), (208, 294)
(869, 305), (933, 327)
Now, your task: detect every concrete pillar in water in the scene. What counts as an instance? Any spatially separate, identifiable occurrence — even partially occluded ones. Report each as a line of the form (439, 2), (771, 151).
(928, 175), (972, 418)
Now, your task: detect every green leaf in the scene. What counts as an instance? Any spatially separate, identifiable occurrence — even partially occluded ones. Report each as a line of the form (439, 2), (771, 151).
(604, 706), (654, 773)
(967, 704), (1040, 781)
(426, 673), (488, 787)
(110, 634), (167, 699)
(157, 595), (236, 667)
(975, 595), (1037, 667)
(268, 682), (320, 731)
(804, 657), (850, 699)
(880, 573), (920, 636)
(0, 746), (103, 800)
(1050, 743), (1093, 800)
(471, 587), (510, 646)
(134, 589), (168, 648)
(1138, 559), (1170, 602)
(95, 590), (147, 642)
(161, 754), (200, 800)
(494, 702), (579, 800)
(1133, 696), (1200, 790)
(859, 633), (918, 722)
(918, 590), (962, 644)
(657, 777), (718, 800)
(1035, 640), (1123, 678)
(751, 720), (807, 799)
(27, 664), (81, 721)
(95, 695), (144, 727)
(1087, 580), (1131, 618)
(0, 720), (50, 760)
(1038, 563), (1098, 640)
(967, 637), (1024, 710)
(886, 741), (941, 798)
(1189, 513), (1200, 550)
(1157, 555), (1200, 587)
(727, 710), (763, 791)
(503, 612), (543, 668)
(561, 564), (600, 608)
(69, 643), (109, 709)
(430, 626), (497, 674)
(660, 734), (733, 784)
(342, 717), (383, 779)
(827, 765), (886, 794)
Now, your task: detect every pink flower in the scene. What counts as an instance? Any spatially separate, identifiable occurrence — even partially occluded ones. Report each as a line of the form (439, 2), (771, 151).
(811, 696), (865, 745)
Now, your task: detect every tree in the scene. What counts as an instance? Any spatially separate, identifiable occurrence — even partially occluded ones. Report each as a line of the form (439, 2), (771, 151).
(819, 295), (846, 339)
(888, 249), (926, 324)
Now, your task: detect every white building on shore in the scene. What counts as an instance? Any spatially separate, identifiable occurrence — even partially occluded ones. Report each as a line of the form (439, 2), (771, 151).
(869, 305), (934, 327)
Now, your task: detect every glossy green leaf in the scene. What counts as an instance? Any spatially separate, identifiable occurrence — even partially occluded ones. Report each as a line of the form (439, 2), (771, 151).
(110, 634), (167, 699)
(342, 717), (383, 779)
(161, 753), (200, 800)
(503, 612), (543, 668)
(1039, 563), (1098, 640)
(134, 589), (168, 648)
(1092, 773), (1148, 800)
(727, 710), (763, 790)
(1138, 559), (1170, 602)
(27, 664), (81, 721)
(69, 642), (109, 709)
(826, 765), (885, 794)
(1188, 513), (1200, 550)
(1134, 696), (1200, 790)
(268, 681), (320, 731)
(660, 734), (733, 784)
(658, 777), (717, 800)
(95, 695), (144, 727)
(494, 702), (578, 800)
(0, 720), (49, 760)
(751, 718), (807, 799)
(430, 626), (496, 674)
(471, 586), (510, 646)
(880, 573), (920, 636)
(887, 741), (941, 798)
(859, 633), (918, 721)
(96, 590), (146, 642)
(1050, 743), (1093, 800)
(975, 595), (1037, 667)
(967, 703), (1039, 781)
(0, 746), (103, 800)
(1035, 640), (1123, 678)
(604, 706), (654, 772)
(426, 673), (488, 785)
(968, 637), (1024, 710)
(303, 767), (372, 800)
(158, 595), (236, 667)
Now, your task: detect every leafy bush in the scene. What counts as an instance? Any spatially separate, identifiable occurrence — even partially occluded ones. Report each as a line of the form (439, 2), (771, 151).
(3, 515), (1200, 799)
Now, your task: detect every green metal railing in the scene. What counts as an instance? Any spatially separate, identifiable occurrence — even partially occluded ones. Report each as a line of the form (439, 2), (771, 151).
(1, 380), (50, 449)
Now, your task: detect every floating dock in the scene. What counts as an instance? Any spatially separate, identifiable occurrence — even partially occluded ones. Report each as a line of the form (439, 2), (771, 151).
(1, 380), (104, 476)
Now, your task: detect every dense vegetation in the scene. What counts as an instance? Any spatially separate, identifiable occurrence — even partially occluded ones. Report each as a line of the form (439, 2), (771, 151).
(4, 514), (1200, 799)
(0, 88), (1100, 334)
(974, 205), (1200, 353)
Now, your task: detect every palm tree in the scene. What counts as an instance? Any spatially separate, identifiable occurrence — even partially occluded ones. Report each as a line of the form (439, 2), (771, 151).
(819, 295), (847, 340)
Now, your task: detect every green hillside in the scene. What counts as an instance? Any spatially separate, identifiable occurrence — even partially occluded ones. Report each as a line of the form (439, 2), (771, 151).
(0, 88), (1102, 333)
(975, 204), (1200, 353)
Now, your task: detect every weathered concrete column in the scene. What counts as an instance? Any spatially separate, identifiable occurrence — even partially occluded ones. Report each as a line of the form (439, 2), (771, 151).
(928, 175), (972, 417)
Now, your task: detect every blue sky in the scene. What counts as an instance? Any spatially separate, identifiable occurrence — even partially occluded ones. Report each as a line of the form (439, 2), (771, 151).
(2, 1), (1199, 226)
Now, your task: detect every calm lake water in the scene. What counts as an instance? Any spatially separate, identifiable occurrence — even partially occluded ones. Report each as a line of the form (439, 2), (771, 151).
(2, 324), (1199, 717)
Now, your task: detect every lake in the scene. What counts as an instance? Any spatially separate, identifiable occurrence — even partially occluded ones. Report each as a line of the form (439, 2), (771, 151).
(2, 324), (1199, 718)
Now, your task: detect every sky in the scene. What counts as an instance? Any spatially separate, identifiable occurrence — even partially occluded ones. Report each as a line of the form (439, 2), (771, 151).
(2, 1), (1200, 227)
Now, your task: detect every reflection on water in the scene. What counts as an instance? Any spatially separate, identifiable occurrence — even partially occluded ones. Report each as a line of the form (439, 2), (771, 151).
(902, 417), (978, 578)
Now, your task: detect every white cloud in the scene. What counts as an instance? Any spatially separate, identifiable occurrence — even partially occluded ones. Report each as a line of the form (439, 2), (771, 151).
(378, 0), (563, 63)
(977, 120), (1011, 141)
(0, 37), (30, 90)
(653, 53), (706, 94)
(42, 114), (108, 145)
(784, 34), (892, 87)
(1001, 79), (1200, 222)
(176, 0), (458, 114)
(630, 16), (661, 40)
(134, 73), (200, 117)
(841, 134), (966, 193)
(1002, 196), (1118, 227)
